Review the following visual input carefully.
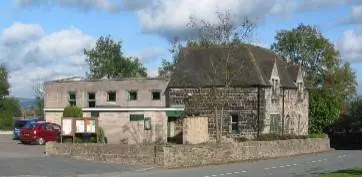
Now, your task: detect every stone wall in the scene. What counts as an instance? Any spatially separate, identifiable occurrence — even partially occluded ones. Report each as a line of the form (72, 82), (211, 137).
(45, 142), (161, 165)
(168, 87), (263, 139)
(183, 117), (209, 144)
(46, 138), (330, 168)
(163, 138), (330, 168)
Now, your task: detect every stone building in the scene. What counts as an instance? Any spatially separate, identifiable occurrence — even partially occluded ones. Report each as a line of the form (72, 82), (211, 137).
(43, 77), (183, 144)
(166, 44), (309, 140)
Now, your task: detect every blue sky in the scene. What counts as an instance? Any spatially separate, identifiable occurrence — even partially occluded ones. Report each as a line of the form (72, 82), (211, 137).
(0, 0), (362, 98)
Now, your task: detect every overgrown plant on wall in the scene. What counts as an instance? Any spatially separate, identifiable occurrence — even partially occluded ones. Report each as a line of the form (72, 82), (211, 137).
(63, 105), (83, 118)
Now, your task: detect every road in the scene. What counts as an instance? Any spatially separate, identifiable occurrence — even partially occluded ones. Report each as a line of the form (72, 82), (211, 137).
(0, 134), (361, 177)
(0, 134), (151, 177)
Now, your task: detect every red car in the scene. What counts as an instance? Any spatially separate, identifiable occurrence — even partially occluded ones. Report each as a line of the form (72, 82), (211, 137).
(20, 121), (61, 145)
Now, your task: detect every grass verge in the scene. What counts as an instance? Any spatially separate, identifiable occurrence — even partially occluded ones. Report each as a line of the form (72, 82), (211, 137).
(316, 168), (362, 177)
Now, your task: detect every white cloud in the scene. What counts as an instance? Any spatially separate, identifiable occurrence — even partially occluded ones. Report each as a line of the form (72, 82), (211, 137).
(136, 0), (295, 40)
(297, 0), (352, 10)
(337, 29), (362, 62)
(1, 22), (44, 46)
(0, 22), (96, 98)
(14, 0), (121, 13)
(340, 4), (362, 25)
(128, 47), (165, 62)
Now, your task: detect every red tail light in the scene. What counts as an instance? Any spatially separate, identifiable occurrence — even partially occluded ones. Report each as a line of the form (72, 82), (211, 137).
(33, 130), (37, 135)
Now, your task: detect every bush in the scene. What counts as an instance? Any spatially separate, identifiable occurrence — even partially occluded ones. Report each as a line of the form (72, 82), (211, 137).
(255, 134), (308, 141)
(97, 127), (106, 144)
(0, 97), (22, 130)
(234, 137), (249, 142)
(63, 105), (83, 117)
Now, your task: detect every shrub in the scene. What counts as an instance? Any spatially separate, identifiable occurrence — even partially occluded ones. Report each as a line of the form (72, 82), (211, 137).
(97, 127), (106, 144)
(255, 134), (308, 141)
(63, 105), (83, 117)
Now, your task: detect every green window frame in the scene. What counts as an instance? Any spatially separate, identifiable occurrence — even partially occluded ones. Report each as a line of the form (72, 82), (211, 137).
(130, 114), (144, 121)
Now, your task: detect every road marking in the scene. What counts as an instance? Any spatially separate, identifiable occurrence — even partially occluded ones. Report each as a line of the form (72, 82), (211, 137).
(323, 158), (327, 161)
(318, 159), (322, 162)
(135, 167), (156, 172)
(219, 174), (225, 176)
(293, 164), (297, 166)
(226, 172), (232, 175)
(312, 160), (316, 163)
(338, 156), (342, 158)
(233, 172), (240, 174)
(279, 165), (285, 168)
(211, 175), (218, 177)
(286, 164), (291, 167)
(264, 168), (270, 170)
(241, 170), (247, 173)
(271, 166), (277, 169)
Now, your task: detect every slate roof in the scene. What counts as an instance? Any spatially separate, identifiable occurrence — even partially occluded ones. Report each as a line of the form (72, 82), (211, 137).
(168, 44), (298, 89)
(287, 64), (300, 82)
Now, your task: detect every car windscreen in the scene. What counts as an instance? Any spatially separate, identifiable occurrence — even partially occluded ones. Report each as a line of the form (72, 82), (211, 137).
(14, 121), (26, 128)
(23, 122), (36, 129)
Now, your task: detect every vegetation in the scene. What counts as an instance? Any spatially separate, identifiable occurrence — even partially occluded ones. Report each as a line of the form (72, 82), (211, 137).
(0, 66), (22, 130)
(271, 24), (357, 134)
(0, 97), (22, 130)
(62, 105), (83, 118)
(97, 126), (106, 144)
(315, 167), (362, 177)
(84, 35), (147, 79)
(255, 134), (308, 141)
(33, 82), (44, 116)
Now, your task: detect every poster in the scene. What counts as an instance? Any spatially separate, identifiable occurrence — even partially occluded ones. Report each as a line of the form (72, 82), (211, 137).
(86, 119), (96, 133)
(76, 120), (85, 133)
(62, 119), (72, 135)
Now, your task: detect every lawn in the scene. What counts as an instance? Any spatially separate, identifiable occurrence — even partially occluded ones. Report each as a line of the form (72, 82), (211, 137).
(316, 168), (362, 177)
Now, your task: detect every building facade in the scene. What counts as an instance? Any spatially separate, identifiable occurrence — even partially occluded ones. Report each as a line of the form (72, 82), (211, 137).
(44, 78), (183, 144)
(167, 45), (309, 140)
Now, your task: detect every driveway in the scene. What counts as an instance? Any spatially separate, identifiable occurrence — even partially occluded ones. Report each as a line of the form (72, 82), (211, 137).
(0, 134), (153, 177)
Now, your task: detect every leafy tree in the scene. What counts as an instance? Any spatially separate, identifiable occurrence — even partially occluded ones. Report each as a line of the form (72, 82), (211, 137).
(84, 35), (147, 79)
(0, 98), (22, 130)
(309, 89), (341, 134)
(271, 24), (357, 102)
(350, 96), (362, 121)
(271, 24), (357, 134)
(0, 65), (9, 100)
(33, 82), (44, 116)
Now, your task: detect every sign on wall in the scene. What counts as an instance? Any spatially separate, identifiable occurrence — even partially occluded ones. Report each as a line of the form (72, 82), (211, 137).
(86, 119), (96, 133)
(62, 119), (72, 135)
(75, 120), (85, 133)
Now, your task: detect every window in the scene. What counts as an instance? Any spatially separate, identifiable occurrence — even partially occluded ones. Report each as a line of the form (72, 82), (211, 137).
(68, 91), (76, 106)
(129, 90), (138, 100)
(88, 92), (96, 108)
(230, 114), (239, 133)
(130, 114), (144, 121)
(107, 91), (116, 102)
(152, 91), (161, 100)
(272, 79), (279, 95)
(270, 114), (281, 134)
(297, 82), (303, 99)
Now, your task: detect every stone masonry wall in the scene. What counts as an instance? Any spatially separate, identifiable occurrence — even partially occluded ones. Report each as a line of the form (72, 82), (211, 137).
(45, 138), (330, 168)
(168, 87), (265, 139)
(264, 87), (309, 135)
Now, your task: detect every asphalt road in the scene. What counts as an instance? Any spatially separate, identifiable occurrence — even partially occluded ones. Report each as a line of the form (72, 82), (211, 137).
(1, 134), (361, 177)
(0, 134), (151, 177)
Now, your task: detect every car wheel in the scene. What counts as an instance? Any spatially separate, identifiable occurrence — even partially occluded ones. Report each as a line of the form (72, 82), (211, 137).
(20, 140), (27, 144)
(37, 137), (45, 145)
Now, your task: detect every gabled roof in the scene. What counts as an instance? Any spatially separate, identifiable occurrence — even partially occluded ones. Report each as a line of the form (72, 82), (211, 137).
(287, 64), (300, 82)
(168, 44), (297, 89)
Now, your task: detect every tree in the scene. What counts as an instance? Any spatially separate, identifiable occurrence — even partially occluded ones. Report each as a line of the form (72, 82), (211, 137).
(0, 97), (22, 130)
(271, 24), (357, 101)
(84, 35), (147, 79)
(271, 24), (357, 133)
(33, 82), (44, 116)
(0, 65), (9, 100)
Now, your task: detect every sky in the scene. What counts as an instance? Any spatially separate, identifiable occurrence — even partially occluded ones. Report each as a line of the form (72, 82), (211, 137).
(0, 0), (362, 98)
